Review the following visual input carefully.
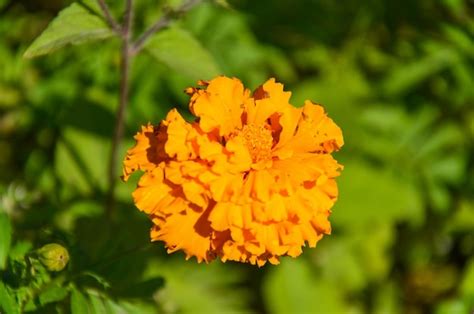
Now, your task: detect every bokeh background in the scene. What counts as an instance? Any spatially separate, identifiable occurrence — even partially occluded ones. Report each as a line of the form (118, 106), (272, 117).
(1, 0), (473, 313)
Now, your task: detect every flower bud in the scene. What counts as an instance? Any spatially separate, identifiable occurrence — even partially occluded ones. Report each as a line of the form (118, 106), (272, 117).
(37, 243), (69, 272)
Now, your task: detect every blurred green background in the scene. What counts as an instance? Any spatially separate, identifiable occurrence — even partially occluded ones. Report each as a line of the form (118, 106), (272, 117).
(1, 0), (473, 313)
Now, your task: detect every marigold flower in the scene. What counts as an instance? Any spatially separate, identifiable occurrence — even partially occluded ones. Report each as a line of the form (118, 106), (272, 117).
(123, 76), (343, 266)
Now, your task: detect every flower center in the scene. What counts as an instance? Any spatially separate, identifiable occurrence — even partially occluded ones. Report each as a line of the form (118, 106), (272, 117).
(240, 124), (273, 162)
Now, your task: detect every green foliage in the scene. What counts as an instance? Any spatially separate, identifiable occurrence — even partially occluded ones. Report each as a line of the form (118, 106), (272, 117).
(264, 258), (345, 313)
(145, 26), (221, 80)
(23, 3), (114, 58)
(0, 281), (19, 314)
(71, 288), (91, 314)
(0, 212), (12, 269)
(1, 0), (473, 313)
(148, 261), (249, 313)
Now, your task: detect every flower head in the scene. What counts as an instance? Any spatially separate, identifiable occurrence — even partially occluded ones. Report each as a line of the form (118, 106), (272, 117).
(123, 76), (343, 266)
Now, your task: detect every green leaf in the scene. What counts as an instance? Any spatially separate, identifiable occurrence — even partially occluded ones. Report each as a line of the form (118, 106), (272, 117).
(38, 284), (70, 306)
(71, 288), (91, 314)
(435, 299), (469, 314)
(382, 47), (458, 96)
(8, 241), (33, 261)
(111, 300), (156, 314)
(24, 3), (114, 58)
(263, 258), (346, 314)
(81, 271), (111, 290)
(460, 258), (474, 299)
(331, 160), (423, 228)
(55, 127), (109, 194)
(0, 211), (12, 269)
(145, 26), (220, 80)
(150, 261), (249, 314)
(0, 282), (19, 314)
(87, 291), (111, 314)
(24, 284), (70, 311)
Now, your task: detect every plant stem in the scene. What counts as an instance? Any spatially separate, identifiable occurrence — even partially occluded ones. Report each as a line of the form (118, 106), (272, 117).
(96, 0), (121, 33)
(131, 0), (202, 54)
(106, 0), (133, 218)
(104, 0), (202, 217)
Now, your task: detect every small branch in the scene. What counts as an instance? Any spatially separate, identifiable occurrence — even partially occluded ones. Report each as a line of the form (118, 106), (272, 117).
(97, 0), (121, 33)
(131, 0), (202, 54)
(106, 0), (134, 217)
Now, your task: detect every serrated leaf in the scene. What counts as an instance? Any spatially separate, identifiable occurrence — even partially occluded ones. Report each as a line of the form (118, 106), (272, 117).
(145, 26), (220, 80)
(0, 282), (19, 314)
(24, 3), (113, 58)
(0, 211), (12, 269)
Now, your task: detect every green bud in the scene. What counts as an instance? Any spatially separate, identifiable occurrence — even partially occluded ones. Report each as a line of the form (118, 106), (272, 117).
(37, 243), (69, 272)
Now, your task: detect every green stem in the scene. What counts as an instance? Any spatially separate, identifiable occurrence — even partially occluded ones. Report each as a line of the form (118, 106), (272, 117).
(131, 0), (202, 55)
(106, 0), (134, 218)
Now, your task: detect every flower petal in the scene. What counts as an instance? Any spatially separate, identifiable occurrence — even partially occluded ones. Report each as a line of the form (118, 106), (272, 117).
(122, 124), (161, 181)
(189, 76), (250, 137)
(275, 101), (344, 156)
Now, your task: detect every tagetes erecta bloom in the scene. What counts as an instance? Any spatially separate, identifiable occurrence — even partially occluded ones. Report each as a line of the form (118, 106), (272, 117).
(123, 76), (343, 266)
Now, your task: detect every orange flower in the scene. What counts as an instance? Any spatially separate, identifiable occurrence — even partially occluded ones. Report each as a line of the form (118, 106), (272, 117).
(123, 76), (344, 266)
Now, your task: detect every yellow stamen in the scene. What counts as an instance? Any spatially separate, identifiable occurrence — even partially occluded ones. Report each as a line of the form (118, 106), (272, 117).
(240, 124), (273, 162)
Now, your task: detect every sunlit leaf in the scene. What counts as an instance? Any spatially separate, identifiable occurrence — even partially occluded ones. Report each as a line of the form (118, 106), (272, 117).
(39, 284), (70, 306)
(71, 288), (91, 314)
(0, 282), (19, 314)
(87, 291), (111, 314)
(24, 3), (113, 58)
(0, 212), (12, 269)
(145, 26), (220, 80)
(24, 284), (69, 310)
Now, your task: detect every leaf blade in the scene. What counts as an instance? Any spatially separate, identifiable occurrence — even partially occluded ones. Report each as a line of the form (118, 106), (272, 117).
(0, 282), (19, 314)
(0, 211), (12, 270)
(24, 3), (114, 58)
(71, 288), (91, 314)
(145, 26), (220, 80)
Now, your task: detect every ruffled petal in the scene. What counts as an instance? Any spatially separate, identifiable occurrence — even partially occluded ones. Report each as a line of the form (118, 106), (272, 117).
(122, 124), (160, 181)
(247, 78), (292, 125)
(123, 76), (344, 266)
(189, 76), (250, 137)
(275, 101), (344, 157)
(151, 206), (213, 263)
